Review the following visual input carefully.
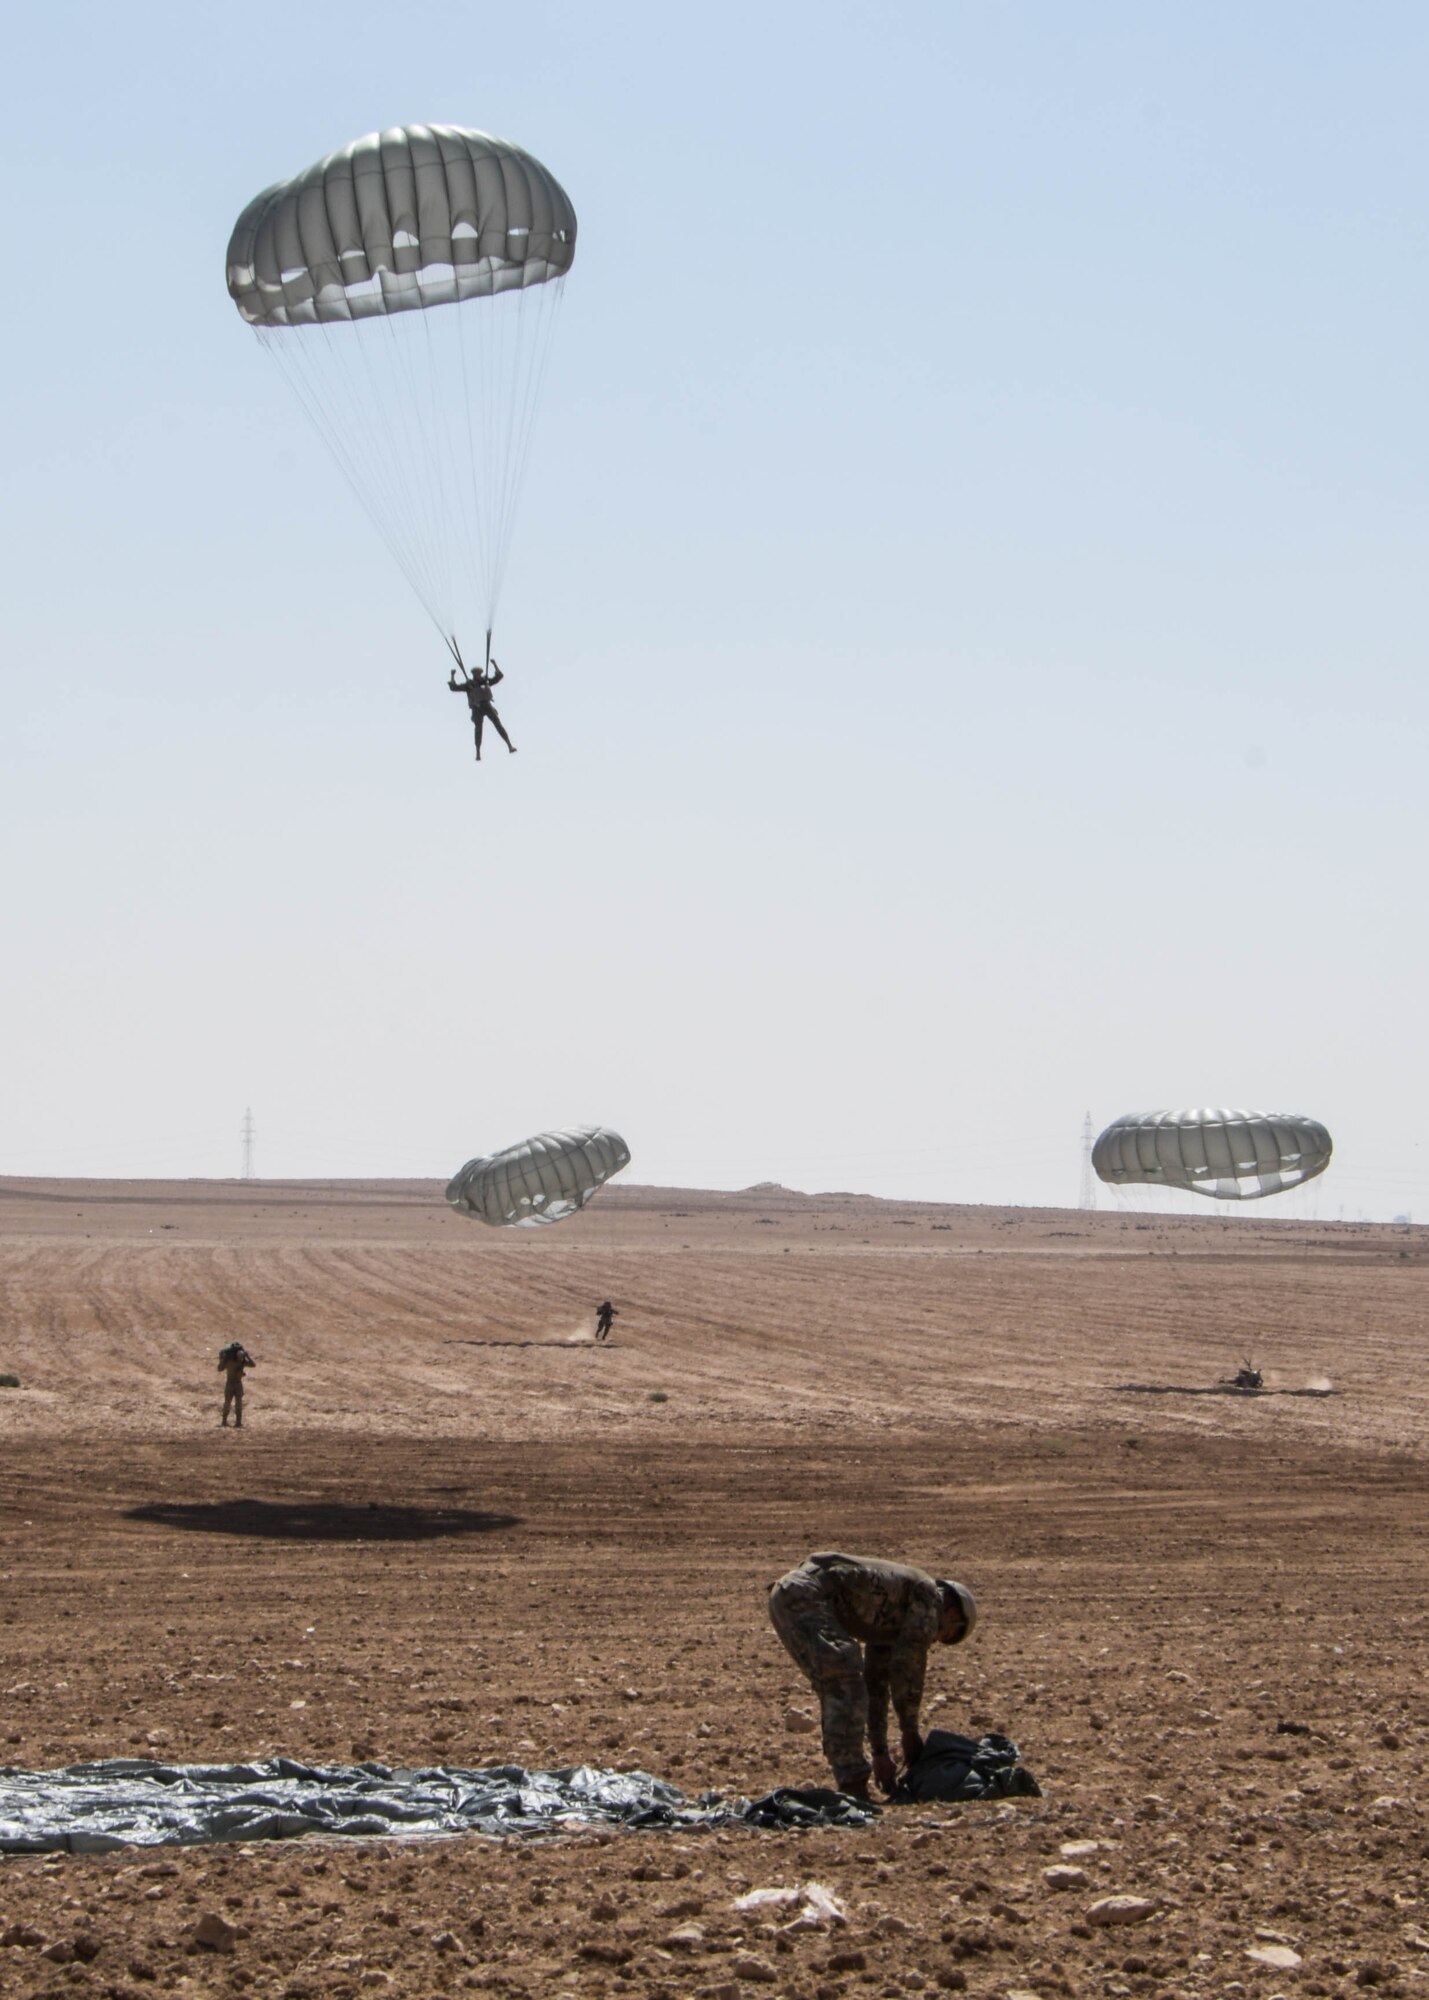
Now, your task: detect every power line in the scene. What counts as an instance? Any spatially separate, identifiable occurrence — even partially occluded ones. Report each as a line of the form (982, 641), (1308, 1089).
(241, 1107), (255, 1181)
(1078, 1110), (1096, 1211)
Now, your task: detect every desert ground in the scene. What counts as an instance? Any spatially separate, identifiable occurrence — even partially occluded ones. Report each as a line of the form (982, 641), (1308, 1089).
(0, 1175), (1425, 2000)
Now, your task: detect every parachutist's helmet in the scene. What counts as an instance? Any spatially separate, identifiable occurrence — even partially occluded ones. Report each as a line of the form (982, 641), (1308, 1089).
(938, 1580), (977, 1643)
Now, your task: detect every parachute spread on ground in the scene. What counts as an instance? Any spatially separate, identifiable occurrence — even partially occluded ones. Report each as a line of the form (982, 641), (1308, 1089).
(446, 1126), (631, 1228)
(226, 123), (576, 668)
(1092, 1109), (1332, 1201)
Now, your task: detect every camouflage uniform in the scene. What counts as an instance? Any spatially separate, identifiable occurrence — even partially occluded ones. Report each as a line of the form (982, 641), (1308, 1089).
(768, 1552), (944, 1792)
(218, 1345), (253, 1428)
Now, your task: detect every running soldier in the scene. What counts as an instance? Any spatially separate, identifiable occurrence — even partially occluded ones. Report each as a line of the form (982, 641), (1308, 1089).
(594, 1300), (617, 1342)
(218, 1342), (256, 1428)
(768, 1551), (976, 1801)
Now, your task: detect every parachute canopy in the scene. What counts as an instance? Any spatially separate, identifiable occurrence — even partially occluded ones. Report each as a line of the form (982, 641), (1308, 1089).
(225, 124), (576, 662)
(1092, 1108), (1332, 1202)
(446, 1125), (631, 1228)
(226, 124), (575, 328)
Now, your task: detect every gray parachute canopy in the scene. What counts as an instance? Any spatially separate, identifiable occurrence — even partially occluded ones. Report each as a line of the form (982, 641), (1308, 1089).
(1092, 1109), (1332, 1201)
(226, 124), (576, 327)
(446, 1126), (631, 1228)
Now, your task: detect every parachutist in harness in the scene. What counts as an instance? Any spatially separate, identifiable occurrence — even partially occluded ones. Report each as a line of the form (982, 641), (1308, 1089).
(448, 648), (516, 761)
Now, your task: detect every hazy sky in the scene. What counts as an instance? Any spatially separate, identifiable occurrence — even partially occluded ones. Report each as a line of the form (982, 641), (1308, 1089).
(4, 2), (1427, 1219)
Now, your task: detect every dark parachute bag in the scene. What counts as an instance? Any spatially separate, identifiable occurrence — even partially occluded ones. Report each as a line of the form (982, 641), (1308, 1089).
(891, 1730), (1041, 1804)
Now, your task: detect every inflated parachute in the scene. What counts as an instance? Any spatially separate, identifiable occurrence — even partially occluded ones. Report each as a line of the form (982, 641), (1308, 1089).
(1092, 1109), (1332, 1201)
(226, 124), (575, 669)
(446, 1125), (630, 1228)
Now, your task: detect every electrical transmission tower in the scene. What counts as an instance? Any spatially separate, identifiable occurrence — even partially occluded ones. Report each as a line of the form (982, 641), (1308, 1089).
(241, 1107), (255, 1181)
(1078, 1110), (1096, 1211)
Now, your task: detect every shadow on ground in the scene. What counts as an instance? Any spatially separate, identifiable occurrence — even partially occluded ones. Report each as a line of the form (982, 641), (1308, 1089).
(1113, 1383), (1336, 1399)
(446, 1339), (610, 1349)
(126, 1499), (521, 1541)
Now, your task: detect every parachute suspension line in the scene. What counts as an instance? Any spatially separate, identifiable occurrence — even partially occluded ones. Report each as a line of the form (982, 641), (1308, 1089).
(496, 277), (565, 622)
(358, 312), (448, 628)
(367, 305), (450, 624)
(464, 280), (508, 646)
(311, 314), (441, 616)
(467, 277), (519, 632)
(490, 279), (525, 617)
(478, 274), (509, 622)
(455, 281), (493, 652)
(466, 276), (508, 638)
(348, 311), (451, 624)
(255, 323), (449, 651)
(466, 273), (566, 638)
(412, 302), (462, 627)
(253, 279), (565, 670)
(489, 280), (534, 626)
(313, 316), (445, 630)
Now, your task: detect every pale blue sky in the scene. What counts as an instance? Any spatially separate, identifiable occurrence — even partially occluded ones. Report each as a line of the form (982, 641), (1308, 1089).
(4, 2), (1426, 1218)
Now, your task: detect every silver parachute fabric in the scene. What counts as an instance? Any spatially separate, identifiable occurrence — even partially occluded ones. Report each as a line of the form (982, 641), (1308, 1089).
(1092, 1109), (1333, 1202)
(446, 1126), (631, 1228)
(226, 124), (576, 659)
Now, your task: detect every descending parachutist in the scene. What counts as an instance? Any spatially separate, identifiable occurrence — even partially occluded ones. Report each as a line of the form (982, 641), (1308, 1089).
(227, 126), (575, 743)
(448, 656), (516, 761)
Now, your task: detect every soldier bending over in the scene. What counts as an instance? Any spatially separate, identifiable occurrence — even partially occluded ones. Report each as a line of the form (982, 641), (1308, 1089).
(218, 1342), (256, 1428)
(768, 1551), (976, 1801)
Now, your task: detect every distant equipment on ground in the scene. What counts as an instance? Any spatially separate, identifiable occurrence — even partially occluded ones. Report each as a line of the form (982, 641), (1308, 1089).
(446, 1126), (631, 1228)
(1092, 1109), (1332, 1201)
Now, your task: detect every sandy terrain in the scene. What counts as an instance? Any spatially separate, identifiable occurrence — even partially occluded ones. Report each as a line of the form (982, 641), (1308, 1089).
(0, 1177), (1425, 2000)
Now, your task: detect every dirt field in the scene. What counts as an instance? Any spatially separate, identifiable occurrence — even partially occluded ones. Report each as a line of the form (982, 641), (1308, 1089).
(0, 1177), (1425, 2000)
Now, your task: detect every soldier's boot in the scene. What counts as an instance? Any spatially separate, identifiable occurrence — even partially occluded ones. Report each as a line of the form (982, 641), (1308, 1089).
(837, 1774), (872, 1803)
